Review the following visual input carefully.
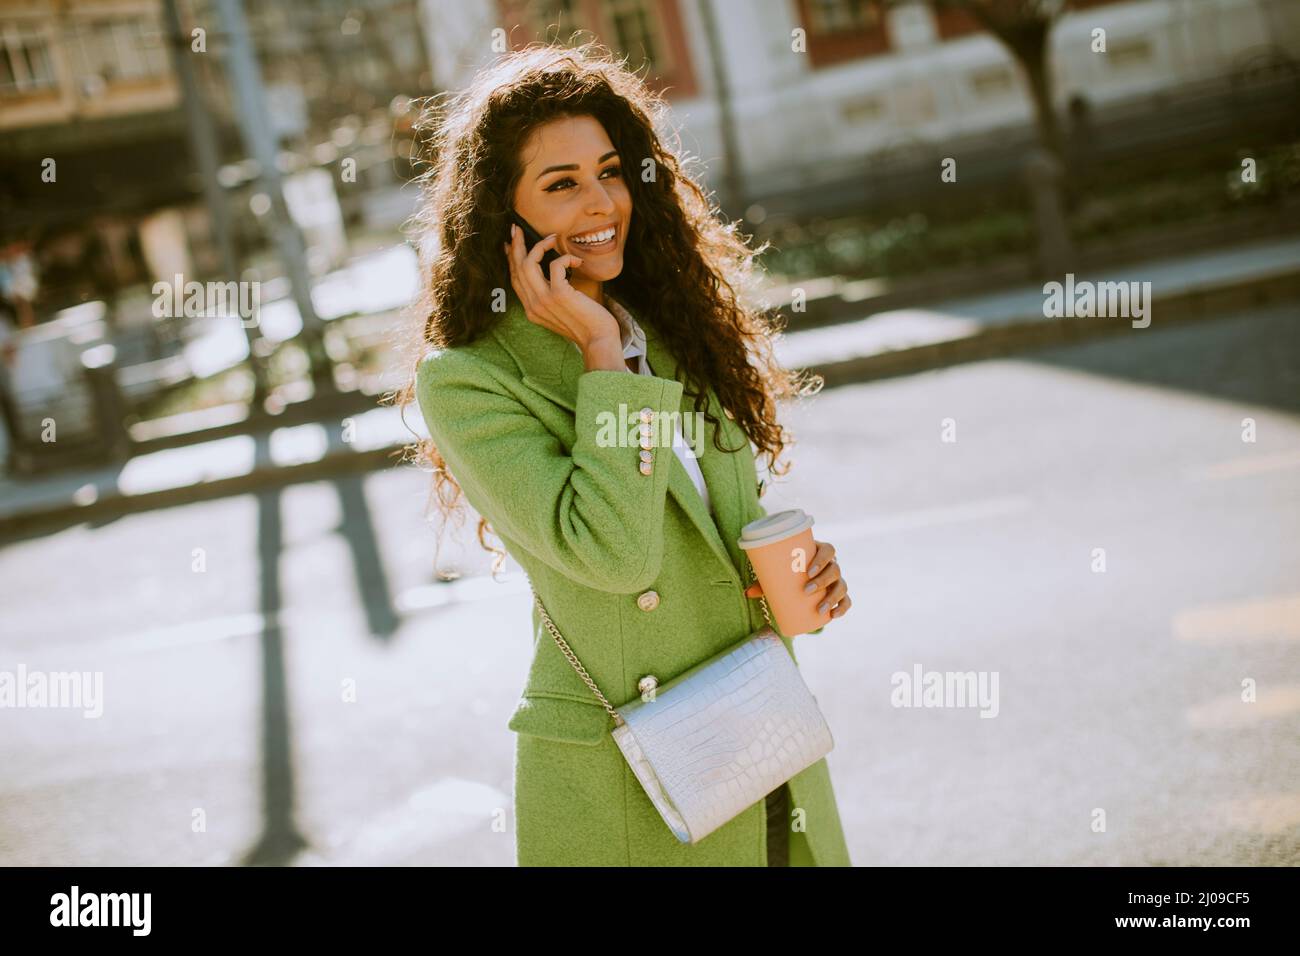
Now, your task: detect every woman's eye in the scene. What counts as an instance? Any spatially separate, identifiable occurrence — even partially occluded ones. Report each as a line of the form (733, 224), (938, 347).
(544, 166), (622, 193)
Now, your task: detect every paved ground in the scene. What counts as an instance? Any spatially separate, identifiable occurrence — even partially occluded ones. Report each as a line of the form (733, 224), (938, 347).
(0, 301), (1296, 865)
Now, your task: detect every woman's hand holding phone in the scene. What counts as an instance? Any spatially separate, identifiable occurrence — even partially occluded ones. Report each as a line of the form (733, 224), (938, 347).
(503, 224), (625, 370)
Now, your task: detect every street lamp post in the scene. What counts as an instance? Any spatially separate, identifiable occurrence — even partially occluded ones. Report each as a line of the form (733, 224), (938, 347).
(162, 0), (271, 408)
(214, 0), (335, 399)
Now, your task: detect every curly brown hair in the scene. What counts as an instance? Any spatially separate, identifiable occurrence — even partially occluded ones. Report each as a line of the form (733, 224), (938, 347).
(390, 41), (822, 573)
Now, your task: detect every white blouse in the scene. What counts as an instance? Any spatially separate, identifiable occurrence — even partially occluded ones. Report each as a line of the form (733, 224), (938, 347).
(604, 297), (713, 517)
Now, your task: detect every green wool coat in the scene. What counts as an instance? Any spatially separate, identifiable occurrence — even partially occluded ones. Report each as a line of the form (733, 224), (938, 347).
(416, 294), (853, 867)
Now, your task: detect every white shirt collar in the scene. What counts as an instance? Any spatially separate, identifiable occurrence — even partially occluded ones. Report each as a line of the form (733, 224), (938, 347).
(605, 295), (647, 363)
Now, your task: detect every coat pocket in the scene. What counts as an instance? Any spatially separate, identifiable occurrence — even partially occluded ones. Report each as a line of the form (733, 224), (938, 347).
(506, 691), (613, 746)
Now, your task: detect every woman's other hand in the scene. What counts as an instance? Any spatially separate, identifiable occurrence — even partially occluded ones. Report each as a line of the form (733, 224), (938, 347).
(743, 539), (852, 620)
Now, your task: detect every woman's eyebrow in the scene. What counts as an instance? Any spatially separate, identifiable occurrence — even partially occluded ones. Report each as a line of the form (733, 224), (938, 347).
(536, 150), (620, 180)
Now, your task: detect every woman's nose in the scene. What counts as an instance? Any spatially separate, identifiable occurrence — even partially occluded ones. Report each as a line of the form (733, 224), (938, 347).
(584, 182), (616, 216)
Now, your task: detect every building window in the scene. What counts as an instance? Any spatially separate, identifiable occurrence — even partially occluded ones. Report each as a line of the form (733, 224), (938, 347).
(528, 0), (592, 45)
(606, 0), (666, 74)
(505, 0), (696, 98)
(0, 22), (57, 95)
(797, 0), (890, 67)
(67, 17), (167, 86)
(968, 64), (1015, 99)
(840, 93), (885, 124)
(1107, 37), (1153, 70)
(806, 0), (878, 34)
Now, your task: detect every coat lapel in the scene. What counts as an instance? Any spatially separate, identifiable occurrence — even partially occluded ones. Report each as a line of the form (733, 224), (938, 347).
(490, 297), (743, 583)
(489, 297), (585, 412)
(639, 313), (747, 585)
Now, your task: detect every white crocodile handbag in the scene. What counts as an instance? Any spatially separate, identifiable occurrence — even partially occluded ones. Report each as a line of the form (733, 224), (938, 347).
(527, 557), (834, 846)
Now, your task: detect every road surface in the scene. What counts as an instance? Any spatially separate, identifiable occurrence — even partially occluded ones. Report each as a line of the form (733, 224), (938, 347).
(1, 302), (1297, 865)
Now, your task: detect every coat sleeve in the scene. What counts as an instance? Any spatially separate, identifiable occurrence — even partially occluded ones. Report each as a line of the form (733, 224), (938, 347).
(416, 347), (685, 594)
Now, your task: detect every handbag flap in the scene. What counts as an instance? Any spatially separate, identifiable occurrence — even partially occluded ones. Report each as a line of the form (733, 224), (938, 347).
(613, 630), (833, 843)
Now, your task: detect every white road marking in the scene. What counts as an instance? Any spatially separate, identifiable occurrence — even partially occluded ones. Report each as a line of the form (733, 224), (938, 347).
(1185, 684), (1300, 728)
(1172, 594), (1300, 644)
(1183, 449), (1300, 482)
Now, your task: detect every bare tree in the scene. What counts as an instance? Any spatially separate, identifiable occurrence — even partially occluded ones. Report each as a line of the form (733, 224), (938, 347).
(920, 0), (1078, 275)
(926, 0), (1073, 163)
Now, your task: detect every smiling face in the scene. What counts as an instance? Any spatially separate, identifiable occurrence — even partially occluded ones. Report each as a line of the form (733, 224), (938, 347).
(511, 114), (632, 286)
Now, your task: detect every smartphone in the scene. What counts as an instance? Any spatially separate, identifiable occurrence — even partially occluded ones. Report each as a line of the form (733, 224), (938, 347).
(507, 209), (568, 279)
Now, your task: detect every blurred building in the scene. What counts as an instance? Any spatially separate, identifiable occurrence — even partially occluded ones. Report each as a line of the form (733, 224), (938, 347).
(4, 0), (1297, 313)
(0, 0), (190, 313)
(0, 0), (433, 320)
(423, 0), (1300, 213)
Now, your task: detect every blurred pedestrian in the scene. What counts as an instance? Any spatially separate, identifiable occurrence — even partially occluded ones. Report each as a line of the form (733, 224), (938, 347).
(0, 241), (38, 476)
(0, 298), (24, 476)
(0, 240), (38, 328)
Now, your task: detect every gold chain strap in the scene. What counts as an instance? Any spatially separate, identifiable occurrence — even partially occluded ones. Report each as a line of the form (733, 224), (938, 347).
(529, 586), (625, 726)
(529, 560), (775, 728)
(746, 555), (775, 629)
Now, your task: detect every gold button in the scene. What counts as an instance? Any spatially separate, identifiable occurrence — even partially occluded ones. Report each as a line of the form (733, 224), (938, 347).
(639, 406), (654, 423)
(638, 675), (658, 696)
(636, 590), (660, 611)
(639, 436), (654, 450)
(639, 460), (653, 476)
(639, 450), (653, 463)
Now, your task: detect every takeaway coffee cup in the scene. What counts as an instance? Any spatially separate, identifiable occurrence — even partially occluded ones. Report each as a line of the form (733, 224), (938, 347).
(738, 508), (832, 638)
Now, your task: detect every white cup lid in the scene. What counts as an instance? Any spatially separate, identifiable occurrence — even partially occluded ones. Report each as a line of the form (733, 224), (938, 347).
(738, 508), (813, 549)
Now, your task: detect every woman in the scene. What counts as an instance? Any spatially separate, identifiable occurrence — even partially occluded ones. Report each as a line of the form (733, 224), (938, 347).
(400, 43), (855, 866)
